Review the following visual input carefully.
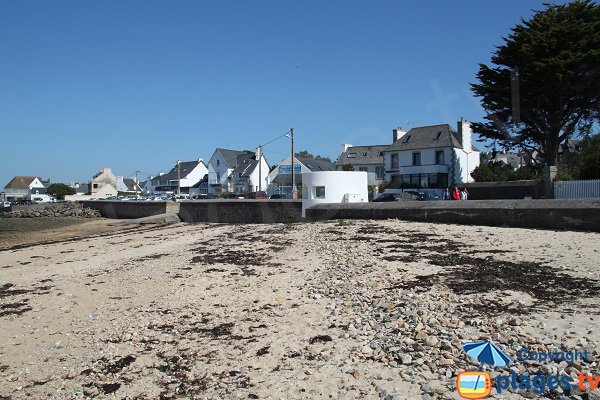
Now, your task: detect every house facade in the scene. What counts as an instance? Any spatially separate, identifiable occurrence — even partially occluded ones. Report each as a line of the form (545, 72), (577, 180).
(383, 120), (480, 188)
(207, 149), (255, 193)
(230, 150), (270, 193)
(148, 158), (208, 194)
(3, 176), (46, 201)
(90, 167), (118, 198)
(336, 144), (387, 185)
(267, 155), (336, 196)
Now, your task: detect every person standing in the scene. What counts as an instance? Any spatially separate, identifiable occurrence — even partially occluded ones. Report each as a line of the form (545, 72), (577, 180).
(461, 187), (469, 200)
(443, 187), (450, 200)
(452, 187), (461, 200)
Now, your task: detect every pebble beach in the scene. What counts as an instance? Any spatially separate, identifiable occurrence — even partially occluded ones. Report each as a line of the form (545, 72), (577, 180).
(0, 219), (599, 399)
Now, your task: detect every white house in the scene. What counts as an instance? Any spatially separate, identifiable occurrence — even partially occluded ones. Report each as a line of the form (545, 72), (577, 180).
(230, 149), (270, 193)
(148, 158), (208, 194)
(116, 177), (143, 193)
(301, 171), (368, 217)
(90, 167), (118, 198)
(207, 148), (255, 193)
(3, 176), (46, 201)
(336, 144), (387, 185)
(267, 155), (336, 197)
(383, 119), (480, 188)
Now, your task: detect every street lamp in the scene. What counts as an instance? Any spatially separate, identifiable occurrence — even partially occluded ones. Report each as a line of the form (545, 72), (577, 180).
(176, 160), (182, 195)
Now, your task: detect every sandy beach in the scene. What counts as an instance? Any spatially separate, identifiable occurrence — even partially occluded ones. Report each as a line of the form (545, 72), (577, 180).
(0, 219), (599, 399)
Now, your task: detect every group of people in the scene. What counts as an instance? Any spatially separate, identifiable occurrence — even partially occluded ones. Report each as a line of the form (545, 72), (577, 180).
(444, 187), (469, 200)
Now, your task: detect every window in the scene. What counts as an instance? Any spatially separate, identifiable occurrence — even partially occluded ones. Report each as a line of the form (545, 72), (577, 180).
(412, 152), (421, 166)
(377, 151), (383, 156)
(403, 135), (412, 143)
(216, 172), (221, 182)
(359, 167), (368, 172)
(315, 186), (326, 198)
(302, 185), (308, 199)
(363, 152), (368, 156)
(375, 166), (384, 179)
(435, 131), (443, 140)
(217, 159), (220, 166)
(347, 153), (357, 158)
(435, 150), (445, 164)
(93, 183), (98, 189)
(391, 154), (399, 169)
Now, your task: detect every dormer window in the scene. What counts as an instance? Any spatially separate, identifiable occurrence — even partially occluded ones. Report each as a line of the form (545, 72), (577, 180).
(435, 131), (442, 140)
(377, 151), (383, 156)
(347, 153), (357, 158)
(363, 152), (368, 156)
(403, 135), (412, 143)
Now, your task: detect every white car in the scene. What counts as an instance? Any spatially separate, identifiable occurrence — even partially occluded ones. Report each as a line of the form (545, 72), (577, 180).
(2, 201), (10, 208)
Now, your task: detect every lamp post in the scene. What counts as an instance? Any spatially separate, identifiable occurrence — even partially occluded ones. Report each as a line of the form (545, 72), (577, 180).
(291, 128), (296, 199)
(177, 160), (181, 195)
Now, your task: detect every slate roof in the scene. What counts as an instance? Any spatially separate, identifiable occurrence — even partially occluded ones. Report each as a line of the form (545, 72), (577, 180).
(384, 124), (479, 152)
(336, 145), (387, 166)
(216, 149), (255, 167)
(232, 159), (259, 177)
(191, 174), (208, 188)
(151, 160), (206, 182)
(4, 176), (43, 190)
(295, 156), (336, 172)
(122, 178), (141, 192)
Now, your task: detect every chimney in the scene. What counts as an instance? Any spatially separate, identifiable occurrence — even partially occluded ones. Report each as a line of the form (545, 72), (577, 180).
(159, 171), (165, 176)
(457, 118), (472, 152)
(393, 127), (406, 143)
(197, 157), (203, 163)
(341, 144), (353, 153)
(103, 167), (112, 174)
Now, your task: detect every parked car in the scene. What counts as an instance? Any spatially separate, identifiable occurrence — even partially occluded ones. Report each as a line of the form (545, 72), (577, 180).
(373, 193), (400, 202)
(269, 194), (290, 199)
(1, 201), (11, 210)
(247, 191), (269, 199)
(403, 190), (441, 201)
(171, 194), (190, 202)
(191, 194), (219, 200)
(222, 193), (244, 199)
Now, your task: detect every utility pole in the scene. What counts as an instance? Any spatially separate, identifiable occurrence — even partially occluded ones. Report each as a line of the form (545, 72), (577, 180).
(134, 170), (140, 193)
(257, 145), (263, 192)
(291, 128), (296, 199)
(177, 160), (181, 195)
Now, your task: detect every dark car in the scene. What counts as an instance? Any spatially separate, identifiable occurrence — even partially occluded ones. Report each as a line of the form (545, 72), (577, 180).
(191, 194), (219, 200)
(417, 192), (441, 201)
(269, 194), (290, 199)
(222, 193), (244, 199)
(373, 193), (400, 202)
(247, 191), (269, 199)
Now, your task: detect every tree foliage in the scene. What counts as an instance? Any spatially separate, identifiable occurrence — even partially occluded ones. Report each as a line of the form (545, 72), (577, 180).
(46, 183), (75, 200)
(578, 134), (600, 179)
(471, 1), (600, 166)
(342, 163), (355, 171)
(470, 161), (542, 182)
(295, 150), (332, 163)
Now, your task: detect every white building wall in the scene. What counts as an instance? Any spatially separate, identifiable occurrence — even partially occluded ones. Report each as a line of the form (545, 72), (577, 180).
(301, 171), (368, 217)
(207, 151), (233, 193)
(180, 162), (208, 189)
(453, 149), (480, 184)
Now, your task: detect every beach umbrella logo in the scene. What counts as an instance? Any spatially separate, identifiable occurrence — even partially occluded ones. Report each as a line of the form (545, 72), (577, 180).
(456, 341), (511, 399)
(463, 341), (511, 367)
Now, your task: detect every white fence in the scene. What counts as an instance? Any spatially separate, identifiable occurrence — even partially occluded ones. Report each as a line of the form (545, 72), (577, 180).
(554, 179), (600, 199)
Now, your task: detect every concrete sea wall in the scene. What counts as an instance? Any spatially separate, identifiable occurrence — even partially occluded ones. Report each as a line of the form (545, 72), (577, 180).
(178, 200), (303, 223)
(304, 200), (600, 232)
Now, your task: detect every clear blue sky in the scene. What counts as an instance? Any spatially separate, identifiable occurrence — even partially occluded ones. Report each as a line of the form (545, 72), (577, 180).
(0, 0), (568, 186)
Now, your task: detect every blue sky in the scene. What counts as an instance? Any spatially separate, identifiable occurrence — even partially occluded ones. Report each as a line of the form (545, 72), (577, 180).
(0, 0), (568, 186)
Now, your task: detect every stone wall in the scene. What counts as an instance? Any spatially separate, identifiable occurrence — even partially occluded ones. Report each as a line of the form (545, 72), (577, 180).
(305, 199), (600, 232)
(80, 201), (168, 219)
(178, 200), (303, 223)
(1, 203), (100, 218)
